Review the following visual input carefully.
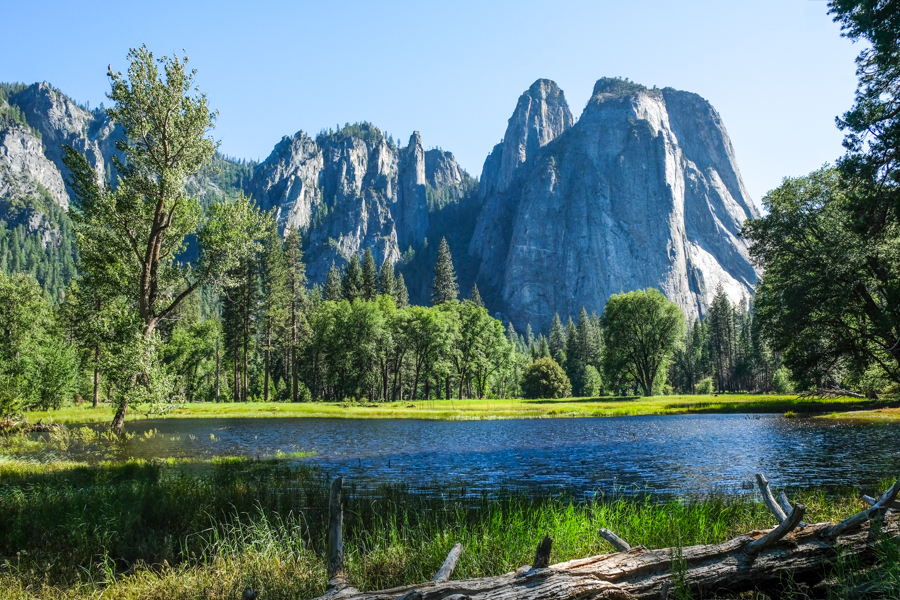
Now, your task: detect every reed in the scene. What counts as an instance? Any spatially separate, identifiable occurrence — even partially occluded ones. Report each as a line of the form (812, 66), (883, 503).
(0, 457), (895, 599)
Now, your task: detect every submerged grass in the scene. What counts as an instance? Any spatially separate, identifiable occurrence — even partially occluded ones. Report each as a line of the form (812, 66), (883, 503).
(1, 455), (895, 599)
(21, 393), (887, 425)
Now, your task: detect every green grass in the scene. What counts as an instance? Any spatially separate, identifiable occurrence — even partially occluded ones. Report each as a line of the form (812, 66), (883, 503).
(0, 456), (895, 600)
(20, 393), (888, 425)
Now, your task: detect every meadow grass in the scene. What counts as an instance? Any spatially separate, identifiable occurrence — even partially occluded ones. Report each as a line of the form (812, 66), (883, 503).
(20, 393), (889, 425)
(1, 455), (895, 599)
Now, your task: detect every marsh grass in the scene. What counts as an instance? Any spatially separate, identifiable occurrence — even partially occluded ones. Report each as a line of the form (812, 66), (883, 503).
(20, 393), (889, 426)
(1, 455), (896, 599)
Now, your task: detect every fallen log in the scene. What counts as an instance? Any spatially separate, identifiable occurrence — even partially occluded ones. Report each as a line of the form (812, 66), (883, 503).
(308, 474), (900, 600)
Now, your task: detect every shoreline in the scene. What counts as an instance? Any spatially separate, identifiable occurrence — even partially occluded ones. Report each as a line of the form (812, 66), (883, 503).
(19, 394), (896, 425)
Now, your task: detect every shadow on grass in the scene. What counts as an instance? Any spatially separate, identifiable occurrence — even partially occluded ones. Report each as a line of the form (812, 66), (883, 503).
(523, 396), (642, 405)
(666, 399), (899, 414)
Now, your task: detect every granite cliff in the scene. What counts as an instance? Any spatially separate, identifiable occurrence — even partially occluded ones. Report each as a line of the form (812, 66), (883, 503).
(0, 77), (759, 329)
(470, 78), (760, 327)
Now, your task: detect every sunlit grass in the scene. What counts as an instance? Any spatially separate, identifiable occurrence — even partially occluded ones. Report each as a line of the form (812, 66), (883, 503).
(21, 393), (884, 425)
(0, 456), (888, 600)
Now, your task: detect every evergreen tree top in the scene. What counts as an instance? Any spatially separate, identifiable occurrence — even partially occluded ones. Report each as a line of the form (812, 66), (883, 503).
(431, 237), (458, 305)
(470, 283), (484, 308)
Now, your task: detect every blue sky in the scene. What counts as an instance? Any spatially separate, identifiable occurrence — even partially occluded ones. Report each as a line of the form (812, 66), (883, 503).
(1, 1), (860, 207)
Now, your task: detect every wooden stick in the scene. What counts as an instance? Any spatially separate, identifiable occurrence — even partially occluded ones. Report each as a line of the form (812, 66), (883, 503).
(327, 475), (346, 589)
(532, 535), (552, 569)
(432, 543), (463, 582)
(744, 504), (806, 555)
(598, 528), (631, 552)
(830, 480), (900, 539)
(862, 494), (900, 510)
(755, 473), (787, 524)
(777, 491), (808, 528)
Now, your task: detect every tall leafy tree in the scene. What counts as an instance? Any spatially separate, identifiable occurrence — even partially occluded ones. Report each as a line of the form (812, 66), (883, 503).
(743, 168), (900, 388)
(601, 288), (685, 396)
(63, 46), (262, 427)
(431, 237), (458, 305)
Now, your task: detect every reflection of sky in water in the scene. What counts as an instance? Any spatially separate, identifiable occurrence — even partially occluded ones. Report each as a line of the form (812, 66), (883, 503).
(75, 415), (900, 496)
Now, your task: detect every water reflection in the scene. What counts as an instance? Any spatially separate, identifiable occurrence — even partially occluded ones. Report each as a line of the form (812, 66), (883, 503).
(76, 414), (900, 496)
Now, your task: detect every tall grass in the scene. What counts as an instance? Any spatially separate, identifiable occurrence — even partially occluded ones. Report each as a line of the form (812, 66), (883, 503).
(0, 457), (895, 599)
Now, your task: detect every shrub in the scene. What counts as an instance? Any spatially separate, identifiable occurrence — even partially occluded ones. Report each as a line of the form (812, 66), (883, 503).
(773, 367), (794, 394)
(522, 358), (572, 399)
(696, 377), (714, 395)
(582, 365), (603, 397)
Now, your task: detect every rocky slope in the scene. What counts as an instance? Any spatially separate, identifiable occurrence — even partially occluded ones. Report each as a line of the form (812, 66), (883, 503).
(246, 124), (478, 290)
(0, 77), (760, 330)
(470, 78), (760, 327)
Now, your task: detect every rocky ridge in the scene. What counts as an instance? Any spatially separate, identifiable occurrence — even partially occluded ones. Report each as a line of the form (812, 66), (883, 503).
(470, 78), (760, 326)
(0, 77), (760, 330)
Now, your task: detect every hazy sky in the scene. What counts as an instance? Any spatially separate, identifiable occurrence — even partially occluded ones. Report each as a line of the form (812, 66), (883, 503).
(1, 0), (861, 208)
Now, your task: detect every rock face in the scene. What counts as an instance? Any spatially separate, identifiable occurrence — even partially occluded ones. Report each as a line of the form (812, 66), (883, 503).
(245, 125), (477, 286)
(0, 76), (761, 329)
(469, 80), (575, 306)
(10, 82), (120, 203)
(0, 121), (68, 210)
(470, 78), (760, 328)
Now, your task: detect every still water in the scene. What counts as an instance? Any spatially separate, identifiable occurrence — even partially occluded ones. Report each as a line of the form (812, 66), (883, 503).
(83, 414), (900, 496)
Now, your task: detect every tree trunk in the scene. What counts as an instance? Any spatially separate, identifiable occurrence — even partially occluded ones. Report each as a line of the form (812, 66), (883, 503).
(309, 477), (900, 600)
(264, 324), (271, 402)
(92, 345), (100, 408)
(215, 337), (220, 401)
(111, 401), (127, 430)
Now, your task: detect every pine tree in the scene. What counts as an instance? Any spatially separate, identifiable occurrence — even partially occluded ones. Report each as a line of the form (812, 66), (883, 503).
(324, 261), (343, 301)
(259, 220), (288, 402)
(342, 254), (363, 301)
(361, 248), (378, 301)
(284, 230), (309, 402)
(431, 237), (458, 305)
(549, 313), (565, 356)
(470, 283), (484, 308)
(395, 272), (409, 308)
(378, 260), (396, 299)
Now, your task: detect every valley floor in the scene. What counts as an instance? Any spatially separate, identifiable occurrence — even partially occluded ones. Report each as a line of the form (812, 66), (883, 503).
(22, 393), (892, 424)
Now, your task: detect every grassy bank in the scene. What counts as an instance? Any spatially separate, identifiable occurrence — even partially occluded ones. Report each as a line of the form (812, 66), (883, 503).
(1, 456), (897, 599)
(21, 393), (887, 425)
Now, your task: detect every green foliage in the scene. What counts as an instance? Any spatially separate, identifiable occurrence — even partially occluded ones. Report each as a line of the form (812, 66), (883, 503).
(592, 76), (648, 97)
(316, 121), (385, 146)
(521, 357), (571, 399)
(696, 377), (714, 395)
(773, 366), (794, 395)
(342, 254), (363, 301)
(431, 237), (458, 305)
(62, 46), (266, 426)
(601, 289), (685, 397)
(0, 201), (78, 300)
(361, 248), (378, 302)
(743, 168), (900, 390)
(0, 272), (79, 415)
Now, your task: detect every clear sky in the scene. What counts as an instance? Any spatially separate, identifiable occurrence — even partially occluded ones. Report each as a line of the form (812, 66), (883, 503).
(1, 0), (860, 208)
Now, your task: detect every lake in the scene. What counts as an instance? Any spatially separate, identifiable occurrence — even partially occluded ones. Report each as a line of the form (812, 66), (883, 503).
(69, 414), (900, 497)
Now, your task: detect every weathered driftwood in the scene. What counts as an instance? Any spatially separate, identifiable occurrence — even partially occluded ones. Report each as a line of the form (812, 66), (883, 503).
(432, 543), (463, 583)
(327, 476), (347, 591)
(598, 528), (631, 552)
(309, 474), (900, 600)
